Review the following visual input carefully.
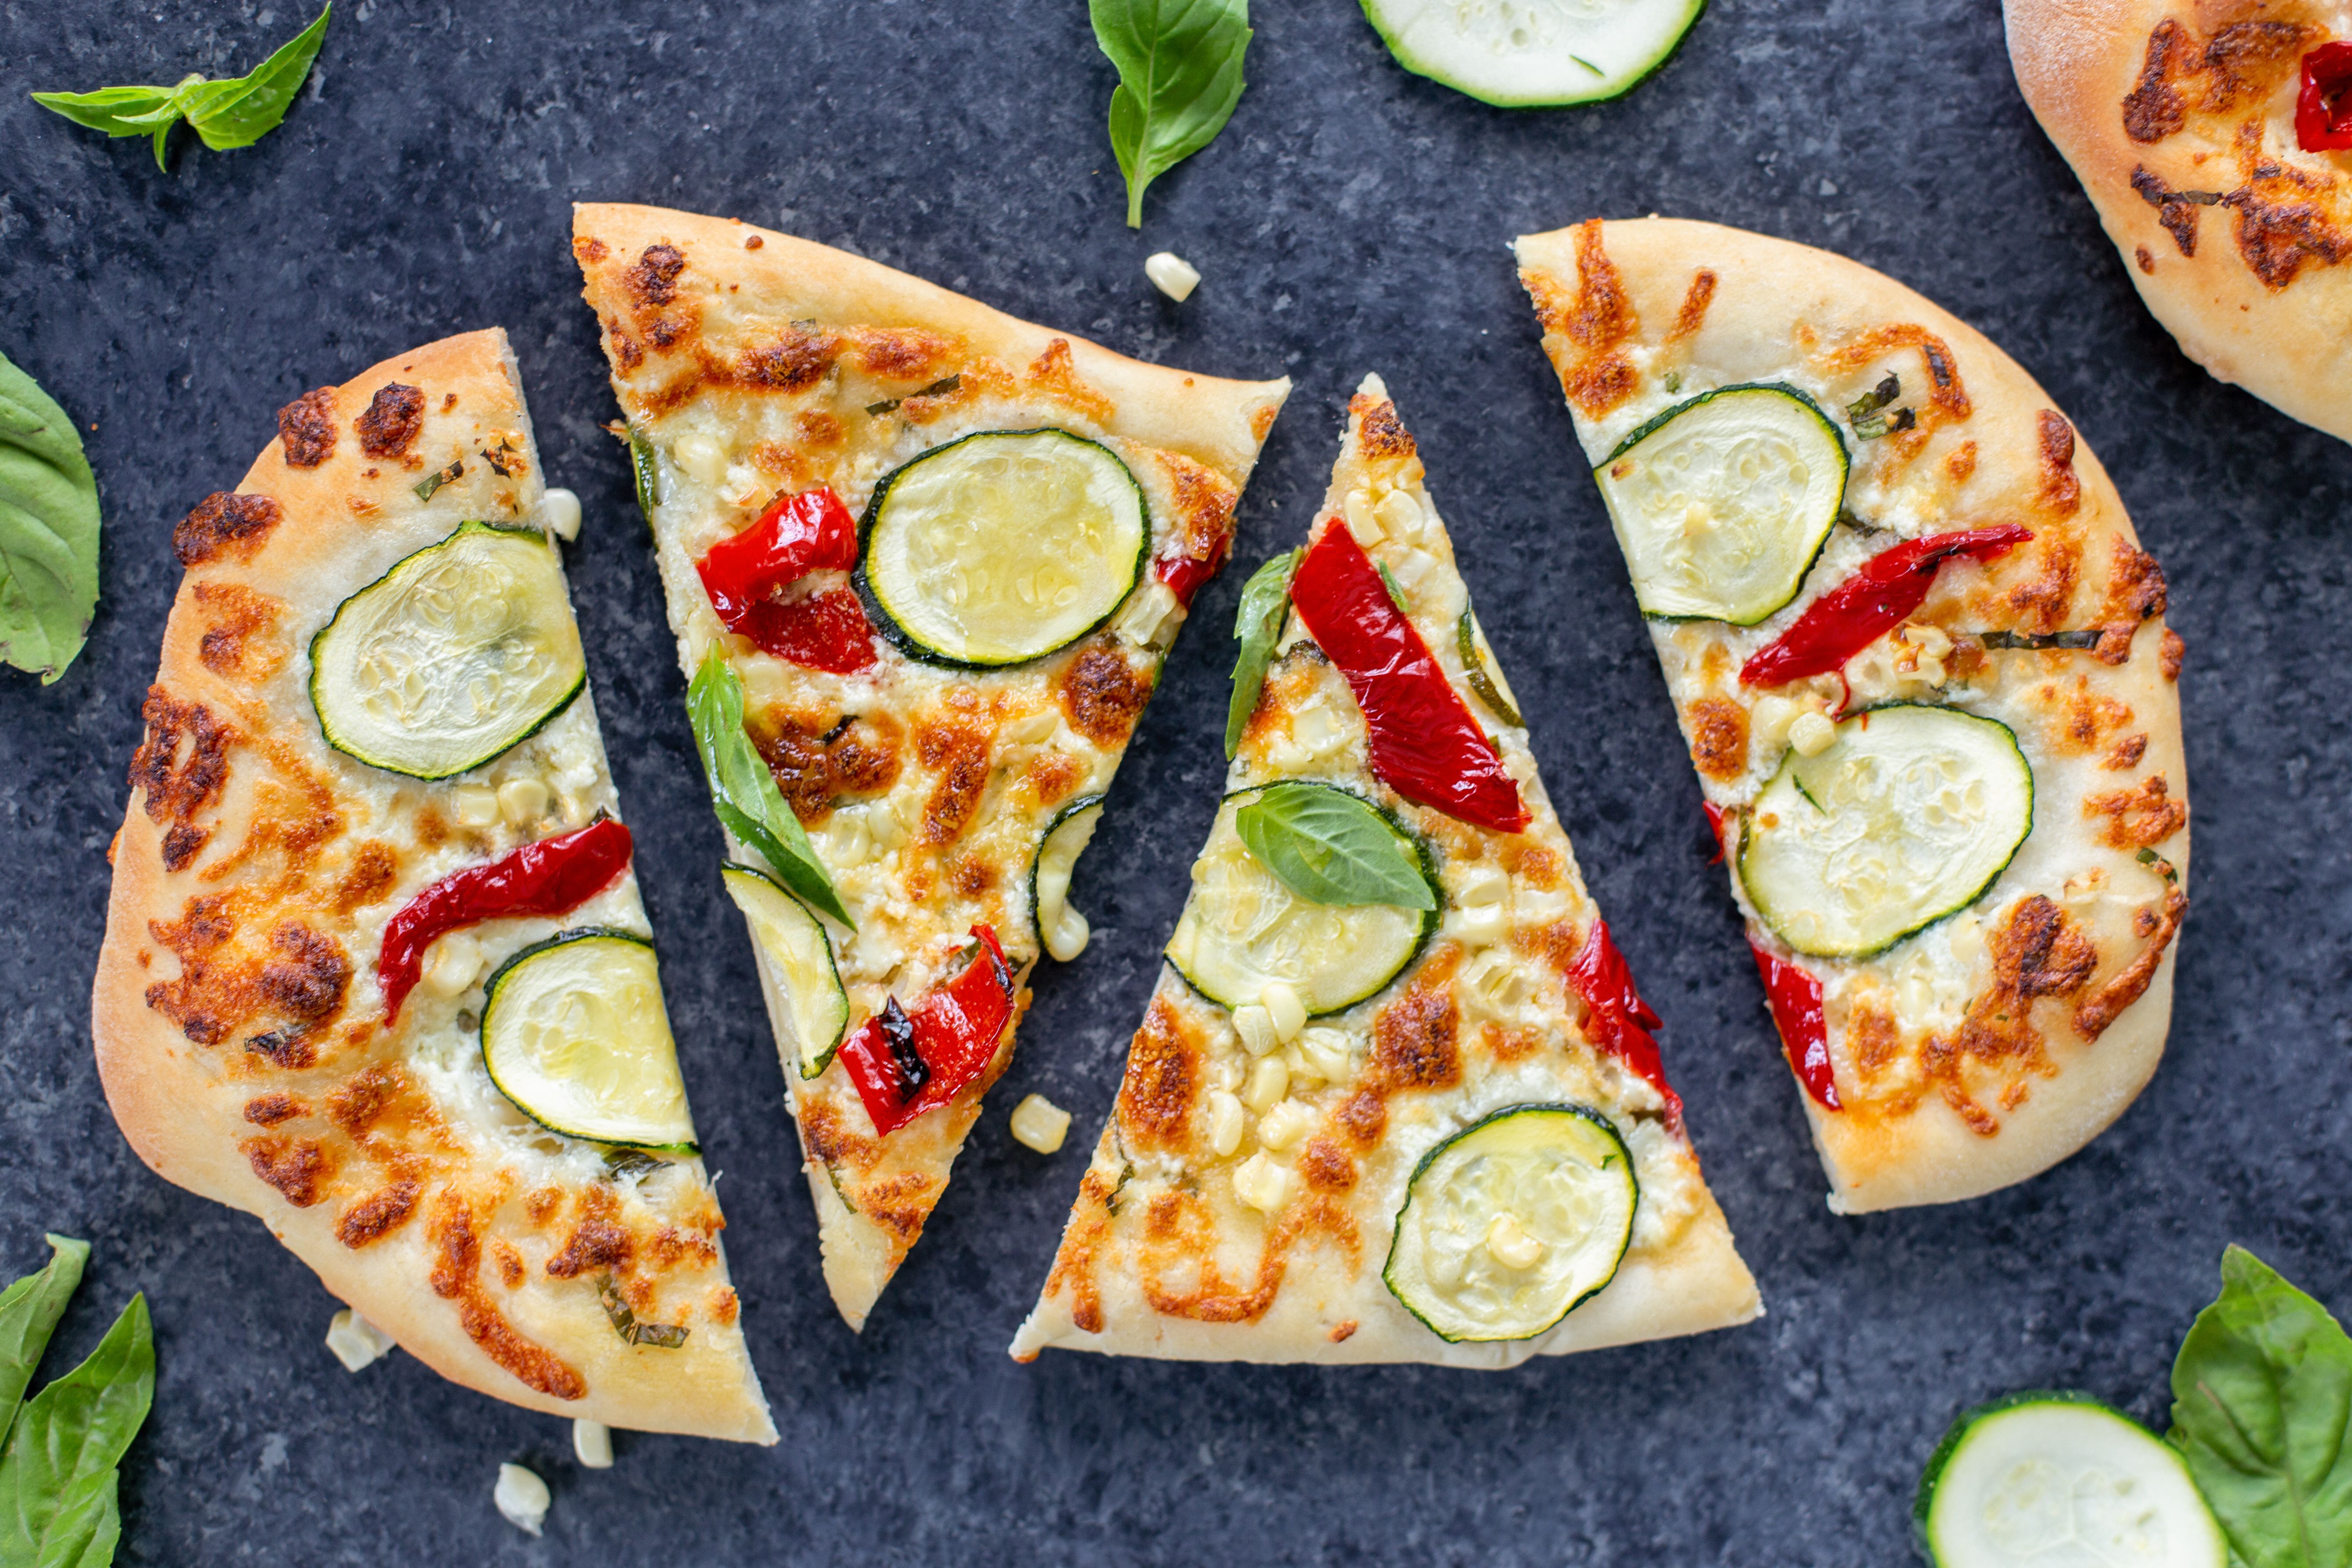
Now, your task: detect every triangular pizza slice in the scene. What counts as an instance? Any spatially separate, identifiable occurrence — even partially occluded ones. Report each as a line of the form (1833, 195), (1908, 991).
(573, 204), (1289, 1327)
(93, 329), (773, 1441)
(1013, 377), (1760, 1364)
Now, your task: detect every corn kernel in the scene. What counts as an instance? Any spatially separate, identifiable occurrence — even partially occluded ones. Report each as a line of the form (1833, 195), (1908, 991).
(454, 783), (500, 828)
(572, 1418), (613, 1470)
(1233, 1004), (1279, 1056)
(421, 933), (483, 998)
(1260, 982), (1307, 1044)
(1485, 1213), (1545, 1270)
(1374, 489), (1423, 542)
(1298, 1027), (1352, 1082)
(1752, 695), (1798, 749)
(1243, 1056), (1290, 1114)
(1008, 1093), (1072, 1154)
(1257, 1100), (1314, 1152)
(540, 486), (582, 542)
(1342, 489), (1384, 546)
(1231, 1152), (1292, 1214)
(325, 1307), (396, 1373)
(1453, 904), (1508, 947)
(494, 1463), (550, 1537)
(1144, 251), (1201, 302)
(1115, 579), (1183, 650)
(497, 777), (550, 826)
(1207, 1090), (1246, 1157)
(673, 432), (728, 485)
(1789, 712), (1837, 756)
(1000, 708), (1060, 746)
(1456, 867), (1508, 908)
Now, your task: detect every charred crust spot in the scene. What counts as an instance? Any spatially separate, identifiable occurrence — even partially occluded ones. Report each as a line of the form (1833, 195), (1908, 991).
(1996, 895), (2101, 1000)
(2160, 628), (2185, 682)
(2036, 411), (2080, 516)
(333, 841), (400, 915)
(1349, 395), (1417, 460)
(1024, 338), (1116, 424)
(1850, 1006), (1900, 1080)
(1368, 970), (1461, 1095)
(427, 1194), (587, 1399)
(574, 236), (609, 264)
(1045, 1169), (1115, 1334)
(1667, 269), (1717, 344)
(130, 687), (234, 867)
(2132, 166), (2203, 257)
(1162, 452), (1239, 578)
(1531, 220), (1641, 417)
(2006, 535), (2081, 633)
(709, 1285), (741, 1325)
(1328, 1320), (1359, 1343)
(2106, 538), (2168, 624)
(915, 718), (991, 847)
(259, 922), (352, 1025)
(546, 1219), (632, 1279)
(852, 328), (954, 382)
(1057, 642), (1154, 747)
(1919, 895), (2100, 1132)
(2123, 20), (2189, 143)
(1335, 1090), (1387, 1148)
(244, 1135), (334, 1207)
(1298, 1137), (1356, 1193)
(1944, 440), (1979, 485)
(753, 711), (904, 824)
(243, 1093), (305, 1126)
(327, 1063), (402, 1136)
(2087, 773), (2187, 850)
(2200, 21), (2312, 109)
(2074, 888), (2188, 1039)
(853, 1173), (936, 1244)
(2223, 183), (2352, 290)
(194, 581), (286, 682)
(2136, 245), (2156, 274)
(734, 325), (838, 393)
(1826, 326), (1971, 458)
(160, 825), (207, 874)
(355, 384), (425, 460)
(336, 1181), (420, 1248)
(1685, 697), (1749, 782)
(625, 244), (688, 306)
(1114, 998), (1198, 1151)
(174, 491), (281, 568)
(2106, 733), (2150, 770)
(948, 853), (997, 898)
(276, 387), (338, 468)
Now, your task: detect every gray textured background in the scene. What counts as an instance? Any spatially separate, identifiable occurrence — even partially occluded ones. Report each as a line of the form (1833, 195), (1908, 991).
(1, 0), (2345, 1561)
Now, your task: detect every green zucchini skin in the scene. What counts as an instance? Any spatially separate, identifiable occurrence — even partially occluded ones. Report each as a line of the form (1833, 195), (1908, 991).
(1028, 792), (1107, 956)
(719, 862), (850, 1079)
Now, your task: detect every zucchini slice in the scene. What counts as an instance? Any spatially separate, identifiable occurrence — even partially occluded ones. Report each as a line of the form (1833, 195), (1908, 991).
(1457, 607), (1522, 728)
(479, 928), (698, 1152)
(1165, 785), (1439, 1017)
(1383, 1104), (1637, 1343)
(309, 521), (586, 779)
(628, 425), (658, 523)
(720, 864), (849, 1079)
(1594, 383), (1847, 625)
(1031, 795), (1105, 964)
(1361, 0), (1706, 108)
(859, 429), (1148, 667)
(1915, 1393), (2225, 1568)
(1741, 705), (2033, 959)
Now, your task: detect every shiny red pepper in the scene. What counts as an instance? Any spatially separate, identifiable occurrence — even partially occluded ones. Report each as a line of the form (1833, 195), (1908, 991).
(695, 486), (876, 674)
(1565, 920), (1683, 1134)
(1748, 940), (1840, 1111)
(378, 818), (633, 1024)
(838, 925), (1016, 1136)
(1702, 801), (1730, 865)
(1739, 525), (2031, 690)
(1289, 524), (1531, 833)
(2298, 44), (2352, 151)
(1153, 547), (1225, 610)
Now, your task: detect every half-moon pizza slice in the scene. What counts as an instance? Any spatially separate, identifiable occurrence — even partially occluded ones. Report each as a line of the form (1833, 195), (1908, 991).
(572, 203), (1289, 1328)
(1012, 377), (1760, 1364)
(92, 329), (774, 1442)
(1515, 218), (2190, 1213)
(2004, 0), (2352, 445)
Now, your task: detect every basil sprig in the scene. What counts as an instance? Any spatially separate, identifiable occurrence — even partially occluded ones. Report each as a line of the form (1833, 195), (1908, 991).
(0, 352), (102, 687)
(32, 6), (330, 171)
(2170, 1246), (2352, 1567)
(1224, 547), (1297, 758)
(1234, 783), (1434, 911)
(1090, 0), (1252, 228)
(686, 650), (853, 929)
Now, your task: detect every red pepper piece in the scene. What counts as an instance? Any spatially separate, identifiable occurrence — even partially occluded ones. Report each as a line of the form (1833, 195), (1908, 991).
(722, 588), (878, 674)
(838, 925), (1017, 1136)
(1739, 525), (2031, 689)
(1701, 801), (1730, 866)
(696, 486), (876, 672)
(1153, 548), (1225, 610)
(1289, 524), (1530, 833)
(1565, 919), (1683, 1134)
(1748, 940), (1840, 1111)
(379, 818), (633, 1024)
(2298, 43), (2352, 151)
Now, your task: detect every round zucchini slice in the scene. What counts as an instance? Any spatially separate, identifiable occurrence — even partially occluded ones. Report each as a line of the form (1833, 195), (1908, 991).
(1594, 383), (1847, 625)
(1360, 0), (1707, 109)
(1383, 1104), (1638, 1343)
(859, 429), (1149, 667)
(1165, 785), (1439, 1017)
(309, 521), (586, 779)
(1915, 1392), (2225, 1568)
(720, 864), (849, 1080)
(479, 928), (697, 1152)
(1740, 705), (2033, 959)
(1031, 795), (1105, 964)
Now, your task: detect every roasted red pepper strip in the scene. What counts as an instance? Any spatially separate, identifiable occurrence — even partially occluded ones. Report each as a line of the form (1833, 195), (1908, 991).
(379, 818), (633, 1024)
(1566, 920), (1684, 1134)
(1739, 525), (2031, 689)
(1289, 524), (1530, 833)
(1153, 547), (1225, 610)
(2298, 43), (2352, 151)
(696, 486), (876, 673)
(1749, 940), (1840, 1111)
(838, 925), (1016, 1136)
(1702, 801), (1730, 866)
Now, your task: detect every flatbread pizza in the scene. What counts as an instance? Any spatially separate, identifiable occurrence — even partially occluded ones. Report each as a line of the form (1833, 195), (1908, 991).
(1012, 377), (1760, 1365)
(92, 329), (774, 1442)
(1515, 218), (2190, 1213)
(572, 203), (1289, 1328)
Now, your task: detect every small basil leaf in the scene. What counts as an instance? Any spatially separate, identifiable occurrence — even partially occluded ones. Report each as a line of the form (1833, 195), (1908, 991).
(0, 353), (102, 686)
(183, 6), (331, 152)
(26, 87), (180, 138)
(1234, 783), (1434, 910)
(31, 1468), (118, 1568)
(0, 1237), (89, 1448)
(0, 1292), (152, 1562)
(1223, 547), (1297, 759)
(2170, 1246), (2352, 1568)
(686, 650), (854, 929)
(629, 427), (658, 523)
(1091, 0), (1252, 228)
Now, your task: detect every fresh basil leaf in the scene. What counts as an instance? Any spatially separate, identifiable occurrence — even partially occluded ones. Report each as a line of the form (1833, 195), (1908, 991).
(628, 427), (659, 523)
(686, 650), (854, 928)
(31, 1469), (118, 1568)
(1223, 547), (1296, 759)
(24, 87), (179, 138)
(183, 7), (331, 152)
(0, 1238), (89, 1450)
(1090, 0), (1252, 228)
(2170, 1246), (2352, 1568)
(0, 1293), (152, 1564)
(1377, 561), (1410, 615)
(1234, 783), (1434, 910)
(0, 353), (102, 687)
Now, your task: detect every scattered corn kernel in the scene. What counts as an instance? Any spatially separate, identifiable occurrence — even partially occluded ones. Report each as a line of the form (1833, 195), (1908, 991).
(1000, 708), (1059, 746)
(1242, 1056), (1290, 1114)
(1257, 1100), (1314, 1152)
(1260, 982), (1307, 1044)
(541, 486), (582, 542)
(1485, 1213), (1545, 1270)
(1144, 250), (1201, 302)
(494, 1463), (550, 1537)
(1342, 489), (1385, 546)
(421, 933), (483, 999)
(1751, 695), (1798, 749)
(1231, 1151), (1292, 1214)
(1009, 1093), (1072, 1154)
(454, 783), (500, 828)
(1453, 903), (1508, 947)
(1374, 489), (1423, 542)
(1456, 867), (1508, 908)
(1298, 1027), (1352, 1082)
(1207, 1090), (1246, 1157)
(1115, 579), (1184, 650)
(1233, 1004), (1279, 1056)
(673, 431), (728, 485)
(325, 1307), (396, 1373)
(497, 777), (550, 826)
(1789, 711), (1837, 756)
(573, 1418), (613, 1470)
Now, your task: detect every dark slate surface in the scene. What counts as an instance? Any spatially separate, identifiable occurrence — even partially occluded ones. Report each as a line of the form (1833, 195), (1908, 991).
(1, 0), (2346, 1561)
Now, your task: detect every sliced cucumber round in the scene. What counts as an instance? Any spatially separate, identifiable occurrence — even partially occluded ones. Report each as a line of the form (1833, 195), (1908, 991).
(1031, 795), (1105, 965)
(1916, 1392), (2225, 1568)
(479, 928), (697, 1153)
(720, 864), (849, 1080)
(1595, 383), (1847, 625)
(1740, 705), (2033, 959)
(1383, 1104), (1637, 1343)
(1361, 0), (1706, 108)
(1165, 785), (1439, 1017)
(859, 429), (1148, 668)
(309, 521), (587, 779)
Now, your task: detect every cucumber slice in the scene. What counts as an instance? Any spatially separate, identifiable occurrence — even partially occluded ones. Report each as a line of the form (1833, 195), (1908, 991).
(859, 429), (1148, 667)
(720, 864), (849, 1079)
(1031, 795), (1105, 964)
(309, 521), (587, 779)
(1361, 0), (1706, 107)
(1165, 785), (1439, 1017)
(1383, 1104), (1637, 1343)
(479, 928), (698, 1153)
(1915, 1393), (2226, 1568)
(1595, 384), (1847, 625)
(1741, 705), (2033, 959)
